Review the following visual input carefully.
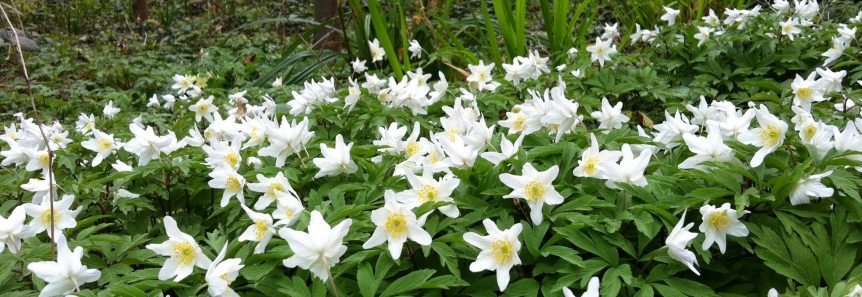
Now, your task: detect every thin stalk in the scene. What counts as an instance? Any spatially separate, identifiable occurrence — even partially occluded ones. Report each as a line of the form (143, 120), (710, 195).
(321, 256), (341, 297)
(2, 4), (57, 261)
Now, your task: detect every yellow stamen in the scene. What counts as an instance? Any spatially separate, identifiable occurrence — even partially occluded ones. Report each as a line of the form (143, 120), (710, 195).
(417, 185), (438, 203)
(524, 181), (545, 201)
(385, 213), (407, 237)
(491, 240), (514, 264)
(172, 242), (196, 266)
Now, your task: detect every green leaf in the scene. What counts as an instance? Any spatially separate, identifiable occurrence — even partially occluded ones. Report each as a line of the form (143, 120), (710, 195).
(502, 278), (540, 297)
(380, 269), (436, 297)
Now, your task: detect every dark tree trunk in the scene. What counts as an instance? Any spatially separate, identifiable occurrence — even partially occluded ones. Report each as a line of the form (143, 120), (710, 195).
(313, 0), (343, 50)
(132, 0), (150, 23)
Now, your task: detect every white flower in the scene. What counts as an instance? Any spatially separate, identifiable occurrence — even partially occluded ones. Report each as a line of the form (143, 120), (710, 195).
(601, 23), (620, 40)
(816, 67), (846, 93)
(205, 243), (243, 297)
(768, 288), (779, 297)
(500, 162), (564, 224)
(273, 191), (304, 227)
(823, 36), (845, 66)
(846, 285), (862, 297)
(661, 6), (681, 25)
(699, 203), (749, 254)
(147, 94), (161, 108)
(27, 233), (101, 297)
(563, 276), (600, 297)
(702, 9), (720, 26)
(428, 72), (449, 103)
(463, 219), (523, 292)
(591, 97), (629, 132)
(653, 111), (699, 149)
(738, 105), (787, 167)
(0, 206), (37, 254)
(598, 144), (651, 189)
(344, 77), (361, 113)
(123, 124), (172, 166)
(115, 189), (140, 199)
(112, 160), (134, 172)
(369, 39), (385, 62)
(480, 134), (525, 166)
(573, 133), (622, 179)
(679, 122), (737, 170)
(466, 61), (496, 90)
(352, 58), (368, 73)
(313, 134), (358, 178)
(248, 172), (298, 210)
(145, 216), (212, 281)
(779, 18), (801, 40)
(791, 72), (825, 110)
(693, 26), (713, 47)
(789, 171), (834, 205)
(363, 190), (432, 259)
(279, 210), (352, 282)
(665, 209), (700, 275)
(23, 194), (81, 240)
(189, 96), (218, 123)
(239, 205), (275, 254)
(103, 100), (120, 119)
(81, 130), (118, 166)
(586, 37), (617, 68)
(408, 39), (422, 59)
(208, 167), (246, 207)
(397, 168), (461, 218)
(259, 116), (315, 167)
(272, 77), (283, 88)
(75, 113), (96, 135)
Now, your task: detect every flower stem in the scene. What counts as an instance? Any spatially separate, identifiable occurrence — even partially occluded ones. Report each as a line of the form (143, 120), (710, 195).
(193, 284), (208, 295)
(321, 256), (341, 297)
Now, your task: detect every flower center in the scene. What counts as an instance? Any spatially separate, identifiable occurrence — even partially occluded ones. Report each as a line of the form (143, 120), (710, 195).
(254, 221), (268, 240)
(38, 153), (50, 168)
(585, 157), (599, 176)
(197, 103), (210, 114)
(803, 125), (817, 141)
(491, 240), (514, 264)
(760, 124), (781, 147)
(524, 181), (545, 201)
(97, 138), (113, 152)
(226, 176), (241, 193)
(284, 208), (294, 219)
(782, 24), (794, 34)
(447, 129), (459, 142)
(708, 211), (731, 232)
(39, 209), (60, 226)
(797, 87), (812, 100)
(267, 183), (286, 200)
(597, 46), (606, 56)
(385, 213), (407, 237)
(405, 141), (421, 157)
(172, 242), (196, 266)
(428, 151), (439, 164)
(224, 153), (239, 168)
(417, 185), (438, 203)
(547, 123), (559, 133)
(513, 116), (526, 131)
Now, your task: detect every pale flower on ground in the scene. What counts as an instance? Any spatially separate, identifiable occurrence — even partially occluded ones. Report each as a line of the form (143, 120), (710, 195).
(272, 77), (283, 88)
(789, 171), (834, 205)
(190, 96), (218, 123)
(591, 97), (629, 132)
(352, 58), (367, 73)
(466, 61), (496, 91)
(679, 121), (737, 170)
(791, 72), (825, 110)
(103, 100), (120, 119)
(81, 130), (118, 167)
(313, 134), (358, 178)
(0, 206), (37, 254)
(779, 18), (801, 40)
(480, 133), (525, 166)
(563, 276), (600, 297)
(499, 163), (564, 225)
(363, 190), (432, 259)
(653, 111), (699, 149)
(846, 285), (862, 297)
(145, 216), (212, 281)
(694, 26), (714, 47)
(816, 67), (846, 93)
(408, 39), (422, 59)
(661, 6), (681, 25)
(205, 243), (243, 297)
(823, 36), (846, 66)
(22, 194), (81, 241)
(573, 133), (622, 179)
(665, 209), (700, 275)
(598, 144), (651, 189)
(463, 219), (523, 292)
(279, 210), (352, 282)
(238, 205), (275, 254)
(248, 172), (298, 210)
(397, 168), (461, 218)
(699, 203), (750, 254)
(586, 37), (617, 68)
(27, 233), (101, 297)
(369, 38), (385, 62)
(208, 166), (246, 207)
(738, 105), (787, 167)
